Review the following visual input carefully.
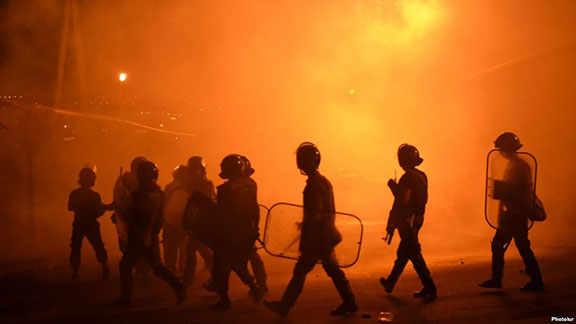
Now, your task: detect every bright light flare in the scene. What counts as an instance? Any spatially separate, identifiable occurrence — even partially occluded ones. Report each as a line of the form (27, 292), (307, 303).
(118, 72), (127, 82)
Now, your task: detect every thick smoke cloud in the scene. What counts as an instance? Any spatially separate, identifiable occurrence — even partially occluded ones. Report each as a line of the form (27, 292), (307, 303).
(0, 0), (575, 261)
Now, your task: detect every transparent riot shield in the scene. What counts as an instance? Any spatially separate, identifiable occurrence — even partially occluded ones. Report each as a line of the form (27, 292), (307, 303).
(255, 204), (269, 249)
(262, 202), (363, 268)
(163, 188), (192, 232)
(485, 149), (537, 230)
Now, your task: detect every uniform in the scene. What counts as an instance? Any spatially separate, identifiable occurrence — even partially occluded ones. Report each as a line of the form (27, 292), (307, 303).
(117, 181), (184, 305)
(68, 187), (108, 271)
(183, 177), (216, 284)
(212, 176), (261, 306)
(491, 155), (542, 284)
(279, 172), (354, 309)
(385, 169), (435, 293)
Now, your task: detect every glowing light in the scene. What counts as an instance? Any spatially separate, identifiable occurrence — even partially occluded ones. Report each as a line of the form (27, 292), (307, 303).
(118, 72), (127, 82)
(349, 88), (356, 95)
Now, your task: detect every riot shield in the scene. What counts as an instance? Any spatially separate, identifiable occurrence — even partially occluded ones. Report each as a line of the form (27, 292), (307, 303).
(112, 171), (138, 244)
(182, 192), (222, 249)
(256, 204), (269, 249)
(262, 202), (363, 268)
(485, 149), (537, 230)
(163, 188), (191, 233)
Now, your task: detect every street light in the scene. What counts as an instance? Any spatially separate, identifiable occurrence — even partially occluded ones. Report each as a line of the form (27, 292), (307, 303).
(118, 72), (127, 82)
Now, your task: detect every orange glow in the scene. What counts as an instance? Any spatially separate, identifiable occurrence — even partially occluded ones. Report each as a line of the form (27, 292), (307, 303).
(1, 0), (575, 273)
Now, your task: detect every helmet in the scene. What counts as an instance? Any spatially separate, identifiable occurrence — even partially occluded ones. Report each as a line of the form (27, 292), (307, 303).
(219, 154), (245, 179)
(240, 155), (255, 176)
(137, 161), (159, 183)
(130, 156), (148, 172)
(397, 144), (423, 167)
(494, 132), (522, 152)
(187, 156), (207, 171)
(172, 165), (188, 182)
(78, 167), (96, 186)
(296, 142), (321, 171)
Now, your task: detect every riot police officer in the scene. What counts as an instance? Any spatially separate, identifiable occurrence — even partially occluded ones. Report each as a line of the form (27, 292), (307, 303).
(183, 156), (216, 286)
(210, 154), (262, 310)
(264, 142), (357, 317)
(379, 144), (436, 299)
(116, 161), (185, 307)
(162, 165), (190, 274)
(68, 167), (112, 279)
(479, 133), (544, 291)
(240, 155), (269, 293)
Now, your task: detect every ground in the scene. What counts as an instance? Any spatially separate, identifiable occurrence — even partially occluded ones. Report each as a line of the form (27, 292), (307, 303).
(1, 224), (575, 324)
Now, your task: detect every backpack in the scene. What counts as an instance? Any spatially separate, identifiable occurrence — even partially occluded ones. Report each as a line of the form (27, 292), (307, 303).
(529, 195), (546, 222)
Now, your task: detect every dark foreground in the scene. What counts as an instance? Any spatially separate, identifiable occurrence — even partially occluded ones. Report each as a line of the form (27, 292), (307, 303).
(1, 251), (575, 324)
(2, 221), (575, 324)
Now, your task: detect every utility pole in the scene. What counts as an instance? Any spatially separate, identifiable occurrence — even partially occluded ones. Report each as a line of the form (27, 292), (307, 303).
(54, 0), (87, 108)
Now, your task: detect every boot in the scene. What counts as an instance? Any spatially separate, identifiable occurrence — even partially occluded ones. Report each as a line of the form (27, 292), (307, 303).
(209, 296), (231, 311)
(520, 279), (544, 292)
(263, 300), (289, 317)
(413, 286), (437, 299)
(478, 278), (502, 289)
(330, 299), (358, 316)
(248, 286), (264, 303)
(379, 277), (394, 293)
(174, 282), (187, 305)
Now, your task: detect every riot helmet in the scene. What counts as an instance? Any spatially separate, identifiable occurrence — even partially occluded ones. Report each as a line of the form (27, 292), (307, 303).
(494, 132), (523, 153)
(219, 154), (245, 179)
(187, 156), (207, 171)
(240, 155), (255, 176)
(130, 156), (148, 173)
(296, 142), (321, 173)
(397, 144), (423, 168)
(172, 164), (188, 182)
(78, 167), (96, 187)
(137, 161), (159, 184)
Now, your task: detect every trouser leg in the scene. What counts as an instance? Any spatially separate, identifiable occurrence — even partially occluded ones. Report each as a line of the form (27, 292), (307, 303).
(249, 248), (267, 289)
(491, 229), (512, 281)
(184, 238), (198, 284)
(232, 257), (257, 290)
(177, 235), (188, 274)
(213, 249), (232, 299)
(322, 252), (354, 303)
(119, 244), (141, 301)
(85, 222), (108, 264)
(280, 253), (318, 309)
(197, 242), (214, 274)
(145, 243), (183, 292)
(402, 226), (435, 290)
(514, 230), (542, 281)
(70, 224), (84, 270)
(387, 238), (410, 287)
(162, 226), (178, 271)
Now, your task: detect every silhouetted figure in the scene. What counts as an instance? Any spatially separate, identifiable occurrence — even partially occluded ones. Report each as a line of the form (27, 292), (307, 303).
(182, 156), (215, 286)
(116, 161), (185, 307)
(68, 168), (112, 279)
(112, 156), (151, 279)
(264, 142), (357, 317)
(210, 154), (262, 310)
(379, 144), (436, 299)
(162, 165), (190, 274)
(240, 155), (269, 293)
(479, 133), (544, 291)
